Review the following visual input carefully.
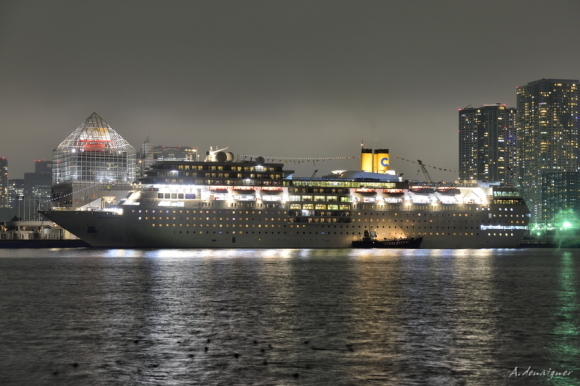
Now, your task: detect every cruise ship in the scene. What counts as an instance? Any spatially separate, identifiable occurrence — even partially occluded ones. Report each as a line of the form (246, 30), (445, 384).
(41, 148), (530, 249)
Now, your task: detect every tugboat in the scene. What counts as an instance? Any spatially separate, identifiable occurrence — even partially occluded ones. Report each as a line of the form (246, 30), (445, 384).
(352, 230), (423, 248)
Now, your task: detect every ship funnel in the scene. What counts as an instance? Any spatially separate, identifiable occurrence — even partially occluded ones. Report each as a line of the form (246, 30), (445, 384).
(361, 147), (389, 173)
(374, 149), (390, 173)
(361, 148), (373, 172)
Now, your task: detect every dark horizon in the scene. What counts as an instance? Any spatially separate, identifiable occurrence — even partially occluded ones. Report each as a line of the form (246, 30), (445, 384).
(1, 0), (579, 180)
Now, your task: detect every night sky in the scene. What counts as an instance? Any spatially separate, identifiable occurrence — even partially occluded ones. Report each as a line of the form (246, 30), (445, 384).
(1, 0), (579, 181)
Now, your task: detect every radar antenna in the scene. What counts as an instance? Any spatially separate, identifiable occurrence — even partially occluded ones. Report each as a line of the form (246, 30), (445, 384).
(206, 146), (229, 162)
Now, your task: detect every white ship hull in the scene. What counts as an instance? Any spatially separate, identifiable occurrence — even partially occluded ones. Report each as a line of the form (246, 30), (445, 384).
(42, 200), (528, 249)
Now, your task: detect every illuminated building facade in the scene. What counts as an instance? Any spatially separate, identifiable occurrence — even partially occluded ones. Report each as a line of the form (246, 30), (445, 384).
(541, 172), (580, 229)
(459, 104), (517, 183)
(8, 179), (23, 209)
(516, 79), (580, 224)
(52, 113), (136, 208)
(25, 160), (53, 207)
(0, 157), (7, 208)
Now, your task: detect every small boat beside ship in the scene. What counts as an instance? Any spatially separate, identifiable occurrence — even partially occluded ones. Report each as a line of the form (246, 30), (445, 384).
(352, 230), (423, 248)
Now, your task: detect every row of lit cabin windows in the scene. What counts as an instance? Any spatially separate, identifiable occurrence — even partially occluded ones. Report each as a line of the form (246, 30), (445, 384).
(155, 229), (492, 237)
(149, 171), (283, 179)
(289, 204), (351, 210)
(288, 195), (350, 202)
(135, 209), (286, 214)
(144, 178), (288, 186)
(154, 226), (515, 238)
(155, 194), (350, 202)
(289, 187), (350, 194)
(288, 210), (351, 217)
(137, 216), (518, 230)
(133, 209), (527, 219)
(357, 211), (526, 217)
(173, 165), (281, 172)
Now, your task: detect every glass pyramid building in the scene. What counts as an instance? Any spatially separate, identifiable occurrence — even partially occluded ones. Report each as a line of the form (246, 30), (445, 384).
(52, 113), (136, 185)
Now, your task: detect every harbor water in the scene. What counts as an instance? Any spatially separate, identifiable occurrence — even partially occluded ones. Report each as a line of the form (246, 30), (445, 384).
(0, 248), (579, 385)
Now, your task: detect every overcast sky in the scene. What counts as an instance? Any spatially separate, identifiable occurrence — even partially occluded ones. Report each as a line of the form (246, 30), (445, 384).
(1, 0), (579, 181)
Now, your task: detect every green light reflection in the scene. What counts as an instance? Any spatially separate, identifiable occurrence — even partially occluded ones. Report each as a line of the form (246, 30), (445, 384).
(546, 252), (580, 386)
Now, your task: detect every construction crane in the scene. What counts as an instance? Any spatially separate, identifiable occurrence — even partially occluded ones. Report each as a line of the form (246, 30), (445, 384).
(417, 160), (433, 183)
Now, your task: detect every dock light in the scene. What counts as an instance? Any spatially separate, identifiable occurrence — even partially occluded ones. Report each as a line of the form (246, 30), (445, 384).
(563, 221), (572, 229)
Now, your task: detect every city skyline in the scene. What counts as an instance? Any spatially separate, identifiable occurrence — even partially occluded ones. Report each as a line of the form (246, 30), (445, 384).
(1, 1), (579, 181)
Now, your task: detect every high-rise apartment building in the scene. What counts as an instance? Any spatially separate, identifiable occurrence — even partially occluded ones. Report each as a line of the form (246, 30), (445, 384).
(541, 172), (580, 229)
(458, 104), (517, 183)
(516, 79), (580, 225)
(0, 157), (7, 208)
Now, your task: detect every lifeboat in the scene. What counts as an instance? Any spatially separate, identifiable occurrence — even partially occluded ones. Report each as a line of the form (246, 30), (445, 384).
(209, 186), (229, 193)
(410, 186), (435, 194)
(260, 187), (283, 195)
(436, 187), (461, 195)
(354, 189), (376, 196)
(383, 189), (405, 197)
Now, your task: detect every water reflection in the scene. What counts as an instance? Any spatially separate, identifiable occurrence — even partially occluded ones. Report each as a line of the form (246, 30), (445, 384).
(1, 248), (580, 384)
(545, 252), (580, 385)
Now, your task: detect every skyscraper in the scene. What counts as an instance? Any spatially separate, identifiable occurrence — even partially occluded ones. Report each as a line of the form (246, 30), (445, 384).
(34, 160), (53, 174)
(516, 79), (580, 225)
(8, 179), (23, 209)
(458, 103), (517, 183)
(0, 157), (7, 208)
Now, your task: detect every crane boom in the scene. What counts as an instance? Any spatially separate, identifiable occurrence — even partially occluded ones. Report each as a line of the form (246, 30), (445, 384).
(417, 160), (433, 183)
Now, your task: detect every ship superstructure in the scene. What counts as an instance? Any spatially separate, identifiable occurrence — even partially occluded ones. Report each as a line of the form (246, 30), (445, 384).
(41, 149), (530, 249)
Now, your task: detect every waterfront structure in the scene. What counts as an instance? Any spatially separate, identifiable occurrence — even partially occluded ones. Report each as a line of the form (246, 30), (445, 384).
(41, 146), (530, 249)
(0, 157), (7, 208)
(51, 113), (136, 208)
(0, 220), (80, 241)
(458, 104), (517, 183)
(516, 79), (580, 225)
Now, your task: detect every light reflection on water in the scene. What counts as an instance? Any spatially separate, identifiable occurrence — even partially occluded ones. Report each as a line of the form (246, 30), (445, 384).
(0, 248), (579, 385)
